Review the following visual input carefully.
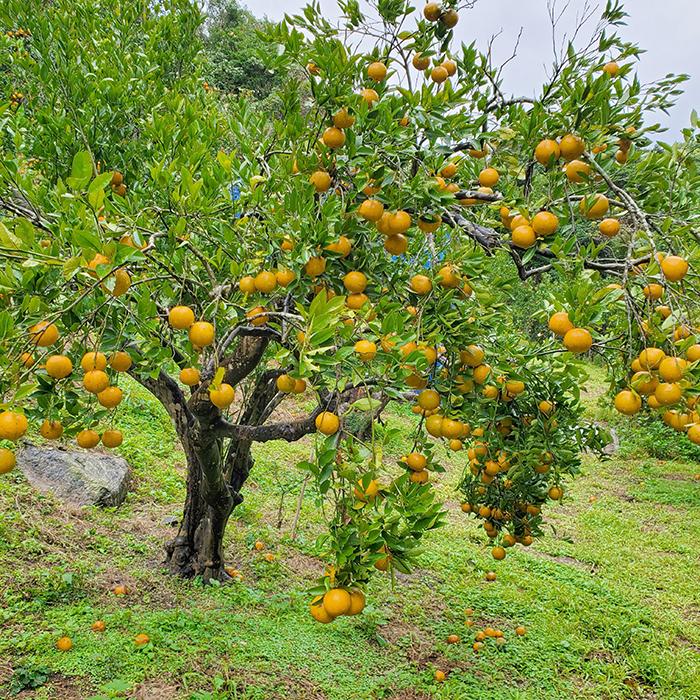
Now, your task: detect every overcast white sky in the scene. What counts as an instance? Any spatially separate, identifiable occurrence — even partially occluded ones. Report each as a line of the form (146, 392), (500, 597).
(245, 0), (697, 139)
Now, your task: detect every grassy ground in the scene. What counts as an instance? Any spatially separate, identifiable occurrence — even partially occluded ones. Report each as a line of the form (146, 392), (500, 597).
(1, 367), (699, 700)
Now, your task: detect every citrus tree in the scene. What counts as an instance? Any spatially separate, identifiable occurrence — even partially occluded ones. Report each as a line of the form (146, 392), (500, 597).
(1, 0), (698, 625)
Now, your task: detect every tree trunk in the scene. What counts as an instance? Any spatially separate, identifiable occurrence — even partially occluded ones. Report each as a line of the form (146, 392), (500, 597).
(165, 429), (252, 582)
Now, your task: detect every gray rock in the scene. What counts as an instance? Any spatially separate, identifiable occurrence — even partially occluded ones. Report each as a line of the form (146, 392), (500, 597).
(17, 442), (130, 507)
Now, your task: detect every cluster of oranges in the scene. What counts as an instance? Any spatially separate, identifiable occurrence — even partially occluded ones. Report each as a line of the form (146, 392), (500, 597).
(9, 90), (24, 110)
(548, 311), (594, 354)
(309, 587), (366, 623)
(422, 3), (459, 29)
(110, 170), (127, 197)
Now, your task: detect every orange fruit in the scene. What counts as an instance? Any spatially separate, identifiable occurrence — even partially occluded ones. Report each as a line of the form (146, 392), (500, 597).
(639, 347), (665, 369)
(565, 159), (591, 183)
(83, 370), (110, 394)
(388, 210), (411, 234)
(548, 311), (573, 337)
(29, 321), (59, 347)
(40, 419), (63, 440)
(461, 345), (485, 367)
(180, 367), (200, 386)
(418, 389), (440, 411)
(492, 546), (506, 560)
(309, 171), (331, 192)
(246, 305), (268, 326)
(102, 430), (123, 448)
(435, 670), (446, 682)
(367, 61), (387, 81)
(0, 448), (16, 474)
(0, 411), (27, 441)
(559, 134), (585, 161)
(239, 276), (256, 294)
(189, 321), (215, 347)
(332, 107), (355, 128)
(643, 283), (664, 300)
(658, 357), (686, 382)
(168, 305), (195, 329)
(210, 383), (235, 408)
(354, 340), (377, 361)
(478, 168), (499, 187)
(412, 52), (430, 70)
(275, 268), (295, 287)
(92, 620), (106, 632)
(410, 274), (432, 295)
(441, 8), (458, 27)
(614, 390), (641, 415)
(599, 218), (620, 237)
(304, 256), (327, 277)
(549, 485), (563, 500)
(276, 374), (296, 393)
(323, 588), (352, 617)
(315, 411), (340, 435)
(515, 625), (526, 636)
(423, 2), (441, 21)
(384, 234), (407, 254)
(348, 589), (366, 615)
(254, 270), (277, 293)
(532, 211), (559, 236)
(134, 633), (150, 647)
(602, 61), (619, 76)
(511, 225), (536, 248)
(358, 199), (384, 222)
(661, 255), (689, 282)
(322, 126), (346, 149)
(442, 59), (457, 76)
(81, 351), (107, 372)
(579, 194), (609, 219)
(56, 636), (73, 651)
(325, 236), (352, 257)
(343, 271), (367, 293)
(410, 470), (429, 484)
(563, 328), (593, 353)
(346, 293), (368, 309)
(109, 351), (132, 372)
(686, 344), (700, 362)
(654, 382), (682, 406)
(97, 386), (122, 409)
(437, 264), (460, 288)
(534, 139), (560, 165)
(430, 65), (449, 83)
(45, 355), (73, 379)
(77, 429), (100, 448)
(418, 216), (441, 233)
(310, 596), (335, 623)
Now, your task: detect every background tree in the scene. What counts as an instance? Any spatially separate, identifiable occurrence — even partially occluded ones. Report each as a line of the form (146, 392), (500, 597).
(0, 0), (698, 627)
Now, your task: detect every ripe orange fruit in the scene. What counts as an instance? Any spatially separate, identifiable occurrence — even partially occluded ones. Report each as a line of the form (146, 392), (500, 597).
(418, 215), (441, 233)
(412, 52), (430, 70)
(92, 620), (106, 632)
(418, 389), (440, 411)
(659, 357), (686, 382)
(531, 211), (559, 236)
(84, 370), (110, 394)
(210, 383), (235, 408)
(332, 108), (355, 128)
(134, 633), (150, 647)
(343, 271), (367, 293)
(461, 345), (485, 367)
(29, 321), (59, 347)
(437, 265), (460, 288)
(614, 390), (641, 415)
(81, 352), (107, 372)
(0, 448), (16, 474)
(358, 199), (384, 222)
(410, 274), (432, 295)
(309, 170), (331, 192)
(239, 276), (256, 294)
(661, 255), (689, 282)
(440, 161), (457, 178)
(346, 293), (368, 310)
(254, 270), (277, 293)
(304, 256), (327, 277)
(0, 411), (27, 441)
(102, 430), (123, 448)
(579, 194), (609, 219)
(511, 225), (536, 248)
(180, 367), (200, 386)
(563, 328), (593, 353)
(315, 411), (340, 435)
(602, 61), (619, 76)
(430, 65), (449, 83)
(354, 340), (377, 361)
(686, 344), (700, 362)
(109, 351), (132, 372)
(276, 374), (296, 393)
(423, 2), (441, 21)
(348, 589), (366, 615)
(406, 452), (427, 472)
(46, 354), (73, 379)
(442, 59), (457, 76)
(472, 364), (491, 384)
(325, 236), (352, 258)
(485, 571), (497, 581)
(323, 588), (352, 617)
(547, 311), (574, 338)
(615, 150), (628, 164)
(534, 139), (560, 165)
(478, 168), (499, 187)
(112, 584), (128, 595)
(360, 88), (379, 106)
(688, 424), (700, 444)
(293, 378), (307, 394)
(20, 352), (35, 368)
(565, 159), (591, 183)
(447, 634), (460, 644)
(492, 546), (506, 560)
(322, 126), (346, 149)
(441, 8), (458, 27)
(40, 419), (63, 440)
(425, 414), (444, 437)
(77, 429), (100, 448)
(108, 269), (131, 297)
(389, 210), (411, 234)
(189, 321), (215, 347)
(515, 625), (526, 636)
(98, 386), (123, 409)
(643, 283), (664, 300)
(434, 670), (446, 682)
(310, 596), (335, 623)
(410, 470), (429, 484)
(639, 347), (665, 369)
(599, 218), (620, 237)
(655, 382), (682, 406)
(367, 61), (387, 81)
(548, 485), (563, 500)
(168, 305), (195, 329)
(384, 234), (407, 255)
(559, 134), (585, 161)
(56, 636), (73, 651)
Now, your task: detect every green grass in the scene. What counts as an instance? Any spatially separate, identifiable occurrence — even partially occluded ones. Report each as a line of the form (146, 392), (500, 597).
(1, 373), (699, 699)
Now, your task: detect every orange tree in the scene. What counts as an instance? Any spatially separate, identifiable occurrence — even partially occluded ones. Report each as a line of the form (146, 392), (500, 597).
(1, 0), (699, 621)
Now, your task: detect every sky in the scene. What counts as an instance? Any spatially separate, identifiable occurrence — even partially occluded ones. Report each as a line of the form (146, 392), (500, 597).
(244, 0), (697, 139)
